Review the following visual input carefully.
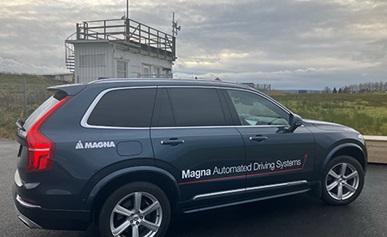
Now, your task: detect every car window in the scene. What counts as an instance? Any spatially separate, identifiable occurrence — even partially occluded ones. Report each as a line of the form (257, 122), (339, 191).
(227, 90), (289, 126)
(88, 88), (156, 127)
(152, 88), (175, 127)
(167, 88), (227, 126)
(24, 91), (67, 132)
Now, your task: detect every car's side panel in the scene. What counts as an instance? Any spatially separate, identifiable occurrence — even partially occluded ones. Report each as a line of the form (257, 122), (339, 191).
(84, 165), (181, 209)
(237, 126), (316, 187)
(152, 127), (246, 202)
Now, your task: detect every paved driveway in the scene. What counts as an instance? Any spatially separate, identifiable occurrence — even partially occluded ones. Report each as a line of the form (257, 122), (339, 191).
(1, 140), (386, 237)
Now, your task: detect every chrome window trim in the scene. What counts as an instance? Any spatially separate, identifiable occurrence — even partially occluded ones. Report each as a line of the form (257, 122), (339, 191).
(193, 180), (308, 201)
(151, 125), (289, 130)
(81, 85), (292, 130)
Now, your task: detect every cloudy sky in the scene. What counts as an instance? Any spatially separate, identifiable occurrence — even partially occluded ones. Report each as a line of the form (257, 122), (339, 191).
(1, 0), (387, 89)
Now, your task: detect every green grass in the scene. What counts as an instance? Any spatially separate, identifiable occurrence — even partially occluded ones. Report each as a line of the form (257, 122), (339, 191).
(1, 73), (386, 138)
(0, 73), (69, 139)
(272, 93), (387, 136)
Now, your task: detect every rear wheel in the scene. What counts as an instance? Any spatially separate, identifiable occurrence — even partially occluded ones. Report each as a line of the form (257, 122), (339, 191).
(98, 182), (171, 237)
(321, 156), (364, 205)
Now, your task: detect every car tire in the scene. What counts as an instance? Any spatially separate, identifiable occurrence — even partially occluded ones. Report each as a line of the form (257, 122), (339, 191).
(98, 182), (171, 237)
(321, 156), (364, 205)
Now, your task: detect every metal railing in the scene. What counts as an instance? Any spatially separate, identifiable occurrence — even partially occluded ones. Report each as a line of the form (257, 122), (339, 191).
(64, 32), (76, 72)
(137, 73), (173, 78)
(74, 19), (176, 61)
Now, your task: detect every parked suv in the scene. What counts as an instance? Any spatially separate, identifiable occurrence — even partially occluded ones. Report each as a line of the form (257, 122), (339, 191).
(13, 79), (367, 237)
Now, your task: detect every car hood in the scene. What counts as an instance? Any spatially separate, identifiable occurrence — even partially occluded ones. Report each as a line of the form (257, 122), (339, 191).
(303, 119), (358, 133)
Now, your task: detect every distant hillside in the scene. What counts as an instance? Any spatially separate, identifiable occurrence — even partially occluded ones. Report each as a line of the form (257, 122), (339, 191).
(0, 72), (70, 139)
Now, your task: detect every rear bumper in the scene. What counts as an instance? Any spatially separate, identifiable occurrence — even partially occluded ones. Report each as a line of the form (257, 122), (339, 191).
(17, 213), (42, 229)
(13, 185), (91, 231)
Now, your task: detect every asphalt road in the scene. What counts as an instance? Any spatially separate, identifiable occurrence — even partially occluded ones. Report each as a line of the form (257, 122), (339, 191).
(1, 140), (386, 237)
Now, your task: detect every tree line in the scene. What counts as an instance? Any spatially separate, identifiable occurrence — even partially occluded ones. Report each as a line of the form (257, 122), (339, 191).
(324, 81), (387, 93)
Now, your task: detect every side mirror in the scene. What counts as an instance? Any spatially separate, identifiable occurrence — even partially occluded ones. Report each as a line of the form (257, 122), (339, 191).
(288, 114), (303, 132)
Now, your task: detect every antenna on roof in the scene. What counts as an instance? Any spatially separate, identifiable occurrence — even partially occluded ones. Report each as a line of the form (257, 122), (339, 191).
(126, 0), (130, 19)
(172, 12), (181, 37)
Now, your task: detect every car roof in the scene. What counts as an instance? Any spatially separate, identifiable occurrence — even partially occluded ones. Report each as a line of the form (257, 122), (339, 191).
(88, 78), (254, 90)
(49, 78), (262, 97)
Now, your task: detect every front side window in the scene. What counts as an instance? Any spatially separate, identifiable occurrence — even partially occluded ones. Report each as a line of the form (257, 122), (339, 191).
(227, 90), (289, 126)
(168, 88), (227, 126)
(88, 88), (156, 127)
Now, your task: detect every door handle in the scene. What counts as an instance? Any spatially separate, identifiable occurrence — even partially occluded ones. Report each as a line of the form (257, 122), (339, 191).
(161, 139), (185, 145)
(249, 136), (268, 142)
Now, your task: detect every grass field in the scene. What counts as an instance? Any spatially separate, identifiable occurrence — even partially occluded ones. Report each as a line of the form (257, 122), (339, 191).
(0, 73), (386, 138)
(0, 73), (68, 139)
(272, 93), (387, 136)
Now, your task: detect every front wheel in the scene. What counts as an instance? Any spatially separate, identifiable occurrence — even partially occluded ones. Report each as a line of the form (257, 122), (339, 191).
(98, 182), (171, 237)
(321, 156), (365, 205)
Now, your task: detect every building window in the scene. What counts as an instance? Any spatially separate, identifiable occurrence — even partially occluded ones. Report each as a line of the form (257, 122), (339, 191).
(117, 61), (127, 78)
(80, 54), (106, 67)
(155, 67), (160, 75)
(142, 65), (150, 75)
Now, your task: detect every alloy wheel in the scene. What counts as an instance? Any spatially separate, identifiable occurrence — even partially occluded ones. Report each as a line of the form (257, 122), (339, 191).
(325, 162), (360, 201)
(109, 191), (163, 237)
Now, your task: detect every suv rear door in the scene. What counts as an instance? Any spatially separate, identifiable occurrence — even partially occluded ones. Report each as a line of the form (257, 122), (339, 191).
(150, 88), (246, 209)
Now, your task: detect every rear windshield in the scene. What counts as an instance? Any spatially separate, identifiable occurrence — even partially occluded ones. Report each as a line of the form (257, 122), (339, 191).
(24, 92), (63, 131)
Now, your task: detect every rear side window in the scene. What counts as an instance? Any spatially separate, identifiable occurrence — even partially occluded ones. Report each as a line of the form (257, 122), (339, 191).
(167, 88), (227, 126)
(24, 91), (67, 131)
(87, 88), (156, 127)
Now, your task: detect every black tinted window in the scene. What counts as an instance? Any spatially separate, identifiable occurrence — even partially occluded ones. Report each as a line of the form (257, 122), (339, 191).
(152, 89), (175, 127)
(168, 88), (226, 126)
(88, 88), (156, 127)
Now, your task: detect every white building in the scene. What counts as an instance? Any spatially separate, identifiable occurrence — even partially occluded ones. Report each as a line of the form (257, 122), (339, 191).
(65, 19), (176, 83)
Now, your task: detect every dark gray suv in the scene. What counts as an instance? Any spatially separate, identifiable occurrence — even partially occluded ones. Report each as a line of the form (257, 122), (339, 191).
(13, 79), (367, 237)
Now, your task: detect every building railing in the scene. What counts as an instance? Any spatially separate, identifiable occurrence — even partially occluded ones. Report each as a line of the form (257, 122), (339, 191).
(64, 32), (76, 72)
(74, 19), (176, 61)
(137, 73), (173, 78)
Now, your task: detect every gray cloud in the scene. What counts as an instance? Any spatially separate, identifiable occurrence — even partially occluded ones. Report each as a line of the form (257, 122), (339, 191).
(1, 0), (386, 89)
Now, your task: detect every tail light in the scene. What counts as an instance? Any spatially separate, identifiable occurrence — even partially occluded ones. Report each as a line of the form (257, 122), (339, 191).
(26, 96), (72, 172)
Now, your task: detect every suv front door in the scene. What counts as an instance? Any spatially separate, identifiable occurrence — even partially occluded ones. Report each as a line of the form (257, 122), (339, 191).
(224, 89), (315, 194)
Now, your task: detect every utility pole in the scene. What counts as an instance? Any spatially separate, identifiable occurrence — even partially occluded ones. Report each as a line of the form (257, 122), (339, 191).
(126, 0), (130, 19)
(23, 78), (27, 119)
(125, 0), (130, 42)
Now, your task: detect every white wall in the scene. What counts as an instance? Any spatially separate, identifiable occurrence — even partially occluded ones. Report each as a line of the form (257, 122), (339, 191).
(74, 41), (113, 83)
(73, 41), (173, 83)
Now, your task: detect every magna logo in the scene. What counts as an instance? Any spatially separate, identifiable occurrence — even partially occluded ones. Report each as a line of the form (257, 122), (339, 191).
(75, 140), (116, 150)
